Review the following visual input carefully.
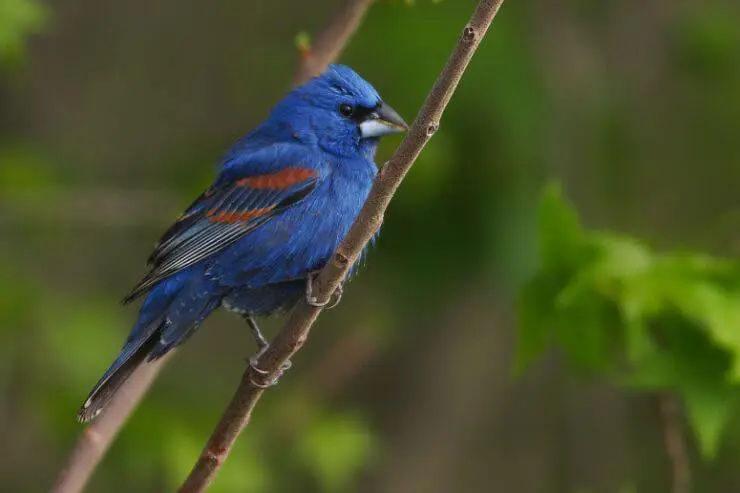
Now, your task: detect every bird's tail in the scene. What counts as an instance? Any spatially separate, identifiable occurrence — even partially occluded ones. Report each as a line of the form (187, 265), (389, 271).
(76, 327), (161, 423)
(77, 269), (222, 423)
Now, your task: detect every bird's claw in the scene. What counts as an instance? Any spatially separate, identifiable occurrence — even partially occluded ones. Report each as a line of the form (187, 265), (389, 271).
(248, 344), (292, 388)
(305, 272), (343, 309)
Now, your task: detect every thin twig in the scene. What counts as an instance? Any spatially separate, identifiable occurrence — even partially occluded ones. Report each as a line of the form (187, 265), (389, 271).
(659, 393), (691, 493)
(178, 1), (505, 491)
(295, 0), (376, 85)
(49, 1), (377, 492)
(50, 357), (169, 493)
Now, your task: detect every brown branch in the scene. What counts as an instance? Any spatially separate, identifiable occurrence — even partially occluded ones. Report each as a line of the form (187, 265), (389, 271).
(294, 0), (376, 85)
(178, 1), (505, 491)
(50, 357), (169, 493)
(659, 393), (691, 493)
(49, 1), (377, 492)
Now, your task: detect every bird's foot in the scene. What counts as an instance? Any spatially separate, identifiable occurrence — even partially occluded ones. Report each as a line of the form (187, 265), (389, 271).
(243, 315), (291, 388)
(305, 271), (343, 309)
(248, 344), (292, 389)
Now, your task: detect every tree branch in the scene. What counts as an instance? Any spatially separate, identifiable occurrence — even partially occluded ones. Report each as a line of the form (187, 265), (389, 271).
(49, 3), (379, 492)
(178, 1), (505, 491)
(294, 0), (376, 85)
(50, 357), (169, 493)
(659, 393), (691, 493)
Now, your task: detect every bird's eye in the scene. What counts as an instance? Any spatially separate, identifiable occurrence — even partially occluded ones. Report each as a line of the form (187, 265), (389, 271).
(339, 104), (354, 117)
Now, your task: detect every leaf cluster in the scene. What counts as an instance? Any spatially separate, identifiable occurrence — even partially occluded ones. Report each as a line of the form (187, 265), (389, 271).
(518, 184), (740, 458)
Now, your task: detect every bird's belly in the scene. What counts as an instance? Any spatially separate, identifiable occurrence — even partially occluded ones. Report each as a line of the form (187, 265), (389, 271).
(222, 280), (304, 316)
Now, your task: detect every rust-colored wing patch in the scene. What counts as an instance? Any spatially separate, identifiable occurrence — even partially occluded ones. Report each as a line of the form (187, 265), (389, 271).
(236, 167), (317, 189)
(206, 206), (275, 224)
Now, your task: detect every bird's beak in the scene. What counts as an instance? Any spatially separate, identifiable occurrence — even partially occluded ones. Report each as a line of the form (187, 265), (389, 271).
(359, 101), (409, 139)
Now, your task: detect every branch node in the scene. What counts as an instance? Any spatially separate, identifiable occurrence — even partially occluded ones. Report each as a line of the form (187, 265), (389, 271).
(83, 427), (103, 447)
(463, 26), (476, 42)
(378, 163), (390, 180)
(334, 251), (349, 268)
(426, 123), (440, 136)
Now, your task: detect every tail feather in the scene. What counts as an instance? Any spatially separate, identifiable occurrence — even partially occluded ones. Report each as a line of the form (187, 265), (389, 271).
(76, 327), (161, 423)
(78, 272), (224, 423)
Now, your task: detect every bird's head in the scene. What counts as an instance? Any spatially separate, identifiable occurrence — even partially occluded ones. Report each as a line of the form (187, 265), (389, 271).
(270, 64), (408, 159)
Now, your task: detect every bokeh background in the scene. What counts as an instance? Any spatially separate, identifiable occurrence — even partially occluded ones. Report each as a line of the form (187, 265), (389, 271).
(2, 0), (740, 491)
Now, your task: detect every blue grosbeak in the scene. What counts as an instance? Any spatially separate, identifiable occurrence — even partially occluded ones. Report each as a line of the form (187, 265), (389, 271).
(77, 65), (408, 422)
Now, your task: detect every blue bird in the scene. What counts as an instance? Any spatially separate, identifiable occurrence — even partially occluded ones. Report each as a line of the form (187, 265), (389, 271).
(77, 65), (408, 422)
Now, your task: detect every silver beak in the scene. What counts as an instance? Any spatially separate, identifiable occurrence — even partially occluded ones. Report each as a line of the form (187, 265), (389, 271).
(359, 101), (409, 139)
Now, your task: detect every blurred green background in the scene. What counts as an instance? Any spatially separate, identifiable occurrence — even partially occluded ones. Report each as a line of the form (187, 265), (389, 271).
(2, 0), (740, 491)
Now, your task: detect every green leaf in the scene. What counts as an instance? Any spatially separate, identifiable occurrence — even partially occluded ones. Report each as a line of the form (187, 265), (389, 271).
(622, 315), (654, 364)
(552, 289), (617, 371)
(671, 282), (740, 382)
(625, 322), (735, 458)
(520, 184), (740, 460)
(589, 233), (653, 285)
(537, 183), (584, 271)
(683, 382), (736, 459)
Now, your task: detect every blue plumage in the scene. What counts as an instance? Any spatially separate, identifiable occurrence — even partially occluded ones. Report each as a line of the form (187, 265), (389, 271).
(78, 65), (408, 422)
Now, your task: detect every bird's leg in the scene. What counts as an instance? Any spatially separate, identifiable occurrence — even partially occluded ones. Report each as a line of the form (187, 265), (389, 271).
(245, 315), (269, 352)
(243, 315), (292, 388)
(305, 271), (344, 309)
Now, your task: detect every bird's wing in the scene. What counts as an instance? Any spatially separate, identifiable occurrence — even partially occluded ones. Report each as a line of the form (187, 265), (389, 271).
(123, 165), (319, 303)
